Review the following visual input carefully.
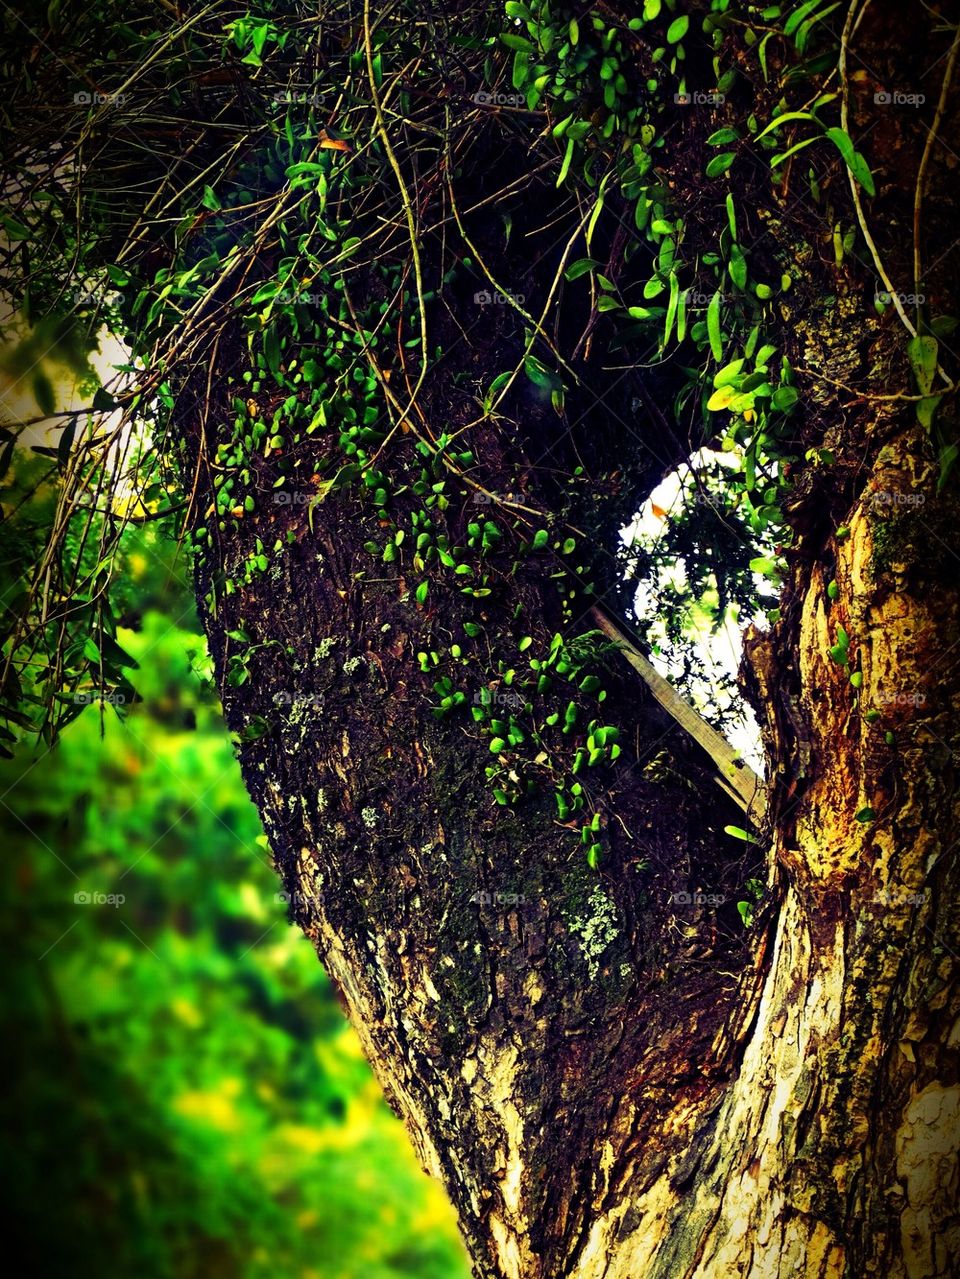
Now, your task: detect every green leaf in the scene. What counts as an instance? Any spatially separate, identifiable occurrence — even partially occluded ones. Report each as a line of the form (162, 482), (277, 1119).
(714, 358), (745, 388)
(263, 325), (281, 377)
(770, 136), (819, 169)
(0, 214), (31, 240)
(100, 632), (138, 670)
(725, 192), (737, 240)
(565, 257), (601, 281)
(556, 137), (575, 188)
(707, 128), (740, 146)
(750, 555), (782, 579)
(501, 32), (534, 50)
(784, 0), (824, 36)
(705, 152), (736, 178)
(483, 370), (512, 413)
(663, 271), (679, 346)
(937, 442), (958, 492)
(666, 15), (689, 42)
(707, 290), (723, 361)
(824, 127), (875, 196)
(754, 110), (816, 143)
(917, 395), (943, 432)
(706, 384), (740, 412)
(92, 387), (116, 412)
(728, 243), (748, 290)
(908, 335), (939, 396)
(771, 385), (799, 411)
(724, 825), (758, 843)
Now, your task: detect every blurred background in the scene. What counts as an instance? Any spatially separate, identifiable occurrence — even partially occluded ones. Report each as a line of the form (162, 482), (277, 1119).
(0, 519), (471, 1279)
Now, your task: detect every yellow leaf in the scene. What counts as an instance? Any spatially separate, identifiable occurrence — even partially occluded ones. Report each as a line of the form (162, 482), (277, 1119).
(707, 384), (738, 412)
(319, 133), (350, 151)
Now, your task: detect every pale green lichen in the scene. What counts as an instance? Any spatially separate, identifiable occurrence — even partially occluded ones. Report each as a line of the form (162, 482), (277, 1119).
(314, 637), (338, 661)
(342, 655), (365, 676)
(361, 806), (378, 830)
(568, 885), (619, 979)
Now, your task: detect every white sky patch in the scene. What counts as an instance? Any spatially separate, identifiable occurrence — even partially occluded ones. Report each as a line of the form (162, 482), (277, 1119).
(621, 449), (769, 775)
(1, 315), (146, 511)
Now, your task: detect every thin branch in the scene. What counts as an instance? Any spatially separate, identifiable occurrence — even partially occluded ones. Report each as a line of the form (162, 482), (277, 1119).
(590, 606), (767, 821)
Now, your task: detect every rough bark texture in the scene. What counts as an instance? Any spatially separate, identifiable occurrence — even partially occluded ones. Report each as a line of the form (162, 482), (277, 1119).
(193, 350), (960, 1278)
(194, 394), (765, 1275)
(179, 2), (960, 1275)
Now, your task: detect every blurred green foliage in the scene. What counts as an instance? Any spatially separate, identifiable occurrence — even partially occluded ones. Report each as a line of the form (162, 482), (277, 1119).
(0, 529), (469, 1279)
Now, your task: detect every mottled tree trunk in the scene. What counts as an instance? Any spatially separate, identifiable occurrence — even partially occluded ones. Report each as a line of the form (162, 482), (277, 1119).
(190, 392), (959, 1278)
(195, 411), (960, 1279)
(183, 3), (959, 1275)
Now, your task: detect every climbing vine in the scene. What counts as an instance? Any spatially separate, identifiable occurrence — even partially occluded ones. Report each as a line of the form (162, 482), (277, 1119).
(0, 0), (956, 879)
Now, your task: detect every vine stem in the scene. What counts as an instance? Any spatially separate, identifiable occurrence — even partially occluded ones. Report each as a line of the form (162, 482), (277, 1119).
(839, 0), (917, 340)
(363, 0), (430, 424)
(590, 606), (767, 820)
(913, 11), (960, 311)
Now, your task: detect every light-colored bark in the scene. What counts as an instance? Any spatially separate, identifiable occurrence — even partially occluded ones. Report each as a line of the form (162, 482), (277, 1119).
(232, 426), (959, 1279)
(484, 429), (960, 1279)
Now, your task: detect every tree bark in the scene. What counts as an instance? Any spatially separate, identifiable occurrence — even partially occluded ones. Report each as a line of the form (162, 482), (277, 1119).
(172, 3), (960, 1275)
(193, 387), (960, 1279)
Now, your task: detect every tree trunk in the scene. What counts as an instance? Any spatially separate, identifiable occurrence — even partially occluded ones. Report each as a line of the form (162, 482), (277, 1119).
(166, 3), (960, 1275)
(3, 0), (956, 1268)
(193, 397), (960, 1276)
